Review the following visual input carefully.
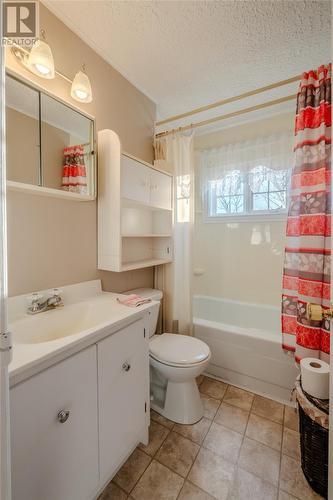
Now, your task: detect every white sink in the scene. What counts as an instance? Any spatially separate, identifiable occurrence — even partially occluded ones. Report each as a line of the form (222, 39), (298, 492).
(10, 297), (124, 344)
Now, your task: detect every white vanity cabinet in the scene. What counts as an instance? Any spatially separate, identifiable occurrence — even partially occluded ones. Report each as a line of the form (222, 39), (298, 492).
(98, 129), (173, 272)
(10, 346), (99, 500)
(10, 314), (150, 500)
(98, 318), (149, 482)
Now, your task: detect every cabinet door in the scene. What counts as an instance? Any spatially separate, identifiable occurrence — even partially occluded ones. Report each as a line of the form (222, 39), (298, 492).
(150, 169), (172, 210)
(121, 155), (150, 205)
(98, 319), (148, 483)
(11, 346), (99, 500)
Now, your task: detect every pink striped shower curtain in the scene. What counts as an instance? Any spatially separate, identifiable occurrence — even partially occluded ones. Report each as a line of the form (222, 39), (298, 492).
(282, 64), (331, 363)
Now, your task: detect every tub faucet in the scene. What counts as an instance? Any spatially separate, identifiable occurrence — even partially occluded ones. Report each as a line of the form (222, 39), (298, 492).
(27, 289), (64, 315)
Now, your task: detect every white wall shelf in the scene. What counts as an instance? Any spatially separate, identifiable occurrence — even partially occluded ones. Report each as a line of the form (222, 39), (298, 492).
(121, 258), (173, 272)
(7, 180), (95, 201)
(98, 129), (173, 272)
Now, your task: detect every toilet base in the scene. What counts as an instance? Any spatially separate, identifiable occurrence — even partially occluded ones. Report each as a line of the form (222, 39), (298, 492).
(151, 379), (203, 425)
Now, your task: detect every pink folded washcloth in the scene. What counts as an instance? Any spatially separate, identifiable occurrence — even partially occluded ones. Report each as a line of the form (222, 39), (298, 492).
(117, 294), (152, 307)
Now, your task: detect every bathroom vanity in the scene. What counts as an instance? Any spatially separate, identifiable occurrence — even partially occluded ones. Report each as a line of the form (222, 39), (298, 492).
(9, 280), (157, 500)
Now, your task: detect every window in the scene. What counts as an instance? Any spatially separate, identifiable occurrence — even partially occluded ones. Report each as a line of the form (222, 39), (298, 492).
(176, 174), (191, 222)
(202, 133), (292, 220)
(207, 165), (289, 218)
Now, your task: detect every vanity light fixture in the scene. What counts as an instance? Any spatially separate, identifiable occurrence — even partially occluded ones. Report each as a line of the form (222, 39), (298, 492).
(71, 64), (93, 103)
(28, 29), (55, 79)
(10, 34), (93, 104)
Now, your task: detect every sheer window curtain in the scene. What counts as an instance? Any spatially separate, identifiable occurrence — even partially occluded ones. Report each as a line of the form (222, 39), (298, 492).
(199, 133), (293, 216)
(161, 132), (194, 335)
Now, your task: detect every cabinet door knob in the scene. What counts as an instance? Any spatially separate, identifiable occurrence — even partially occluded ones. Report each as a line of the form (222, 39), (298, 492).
(122, 362), (131, 372)
(57, 410), (70, 423)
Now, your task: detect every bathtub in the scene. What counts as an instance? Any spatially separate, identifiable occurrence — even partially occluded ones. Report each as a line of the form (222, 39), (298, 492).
(193, 295), (298, 403)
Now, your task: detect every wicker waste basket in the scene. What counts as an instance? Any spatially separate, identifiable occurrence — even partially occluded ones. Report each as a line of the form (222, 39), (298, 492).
(295, 376), (329, 499)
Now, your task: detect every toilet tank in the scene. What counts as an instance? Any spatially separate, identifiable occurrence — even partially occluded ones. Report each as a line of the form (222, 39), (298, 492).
(124, 288), (163, 338)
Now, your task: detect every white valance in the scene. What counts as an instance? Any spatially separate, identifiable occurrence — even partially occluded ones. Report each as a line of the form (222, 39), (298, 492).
(199, 132), (293, 177)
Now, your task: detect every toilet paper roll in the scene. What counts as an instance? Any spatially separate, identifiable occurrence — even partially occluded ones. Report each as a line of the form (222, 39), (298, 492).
(300, 357), (330, 400)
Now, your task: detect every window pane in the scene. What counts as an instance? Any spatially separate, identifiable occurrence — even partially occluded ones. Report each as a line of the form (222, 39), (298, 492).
(177, 198), (190, 222)
(269, 170), (288, 191)
(249, 165), (269, 193)
(269, 191), (286, 210)
(216, 195), (244, 214)
(252, 193), (269, 211)
(216, 170), (243, 196)
(177, 174), (190, 199)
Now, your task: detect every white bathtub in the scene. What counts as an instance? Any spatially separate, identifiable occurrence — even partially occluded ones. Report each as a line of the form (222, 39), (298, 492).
(193, 295), (298, 403)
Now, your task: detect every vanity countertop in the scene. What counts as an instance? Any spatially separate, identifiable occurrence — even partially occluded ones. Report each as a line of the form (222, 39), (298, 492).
(8, 280), (157, 387)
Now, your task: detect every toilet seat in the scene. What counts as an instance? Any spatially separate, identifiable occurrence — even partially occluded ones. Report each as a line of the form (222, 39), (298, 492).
(149, 333), (210, 367)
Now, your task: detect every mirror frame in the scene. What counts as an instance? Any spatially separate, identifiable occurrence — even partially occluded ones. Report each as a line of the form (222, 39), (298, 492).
(5, 69), (96, 202)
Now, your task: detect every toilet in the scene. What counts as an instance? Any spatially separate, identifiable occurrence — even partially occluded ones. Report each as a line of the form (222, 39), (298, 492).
(125, 288), (211, 424)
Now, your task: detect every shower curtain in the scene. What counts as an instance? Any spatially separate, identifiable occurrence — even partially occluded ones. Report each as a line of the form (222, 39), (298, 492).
(156, 133), (194, 335)
(282, 64), (331, 363)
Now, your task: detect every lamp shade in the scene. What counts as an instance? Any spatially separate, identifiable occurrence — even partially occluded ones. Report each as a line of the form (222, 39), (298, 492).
(28, 40), (55, 79)
(71, 69), (93, 103)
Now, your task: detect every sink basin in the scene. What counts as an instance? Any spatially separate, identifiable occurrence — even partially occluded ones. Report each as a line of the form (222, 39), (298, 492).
(10, 297), (124, 344)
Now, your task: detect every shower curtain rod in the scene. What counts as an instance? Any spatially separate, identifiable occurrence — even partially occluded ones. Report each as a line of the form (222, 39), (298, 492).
(155, 93), (296, 138)
(156, 74), (301, 127)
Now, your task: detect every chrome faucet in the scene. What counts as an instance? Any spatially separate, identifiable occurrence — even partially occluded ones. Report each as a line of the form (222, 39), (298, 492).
(27, 289), (64, 315)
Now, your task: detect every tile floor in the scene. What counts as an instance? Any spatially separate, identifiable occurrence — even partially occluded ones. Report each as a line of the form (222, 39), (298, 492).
(99, 376), (323, 500)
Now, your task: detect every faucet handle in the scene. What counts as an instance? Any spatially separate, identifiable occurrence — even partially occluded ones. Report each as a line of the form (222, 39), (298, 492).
(28, 292), (43, 305)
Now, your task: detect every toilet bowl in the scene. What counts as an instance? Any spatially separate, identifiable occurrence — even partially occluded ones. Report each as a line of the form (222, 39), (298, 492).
(125, 288), (211, 424)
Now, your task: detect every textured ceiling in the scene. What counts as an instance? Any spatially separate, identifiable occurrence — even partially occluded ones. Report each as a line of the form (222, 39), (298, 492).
(43, 0), (331, 121)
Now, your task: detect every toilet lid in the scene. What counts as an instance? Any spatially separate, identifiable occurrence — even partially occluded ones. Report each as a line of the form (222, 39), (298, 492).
(150, 333), (210, 366)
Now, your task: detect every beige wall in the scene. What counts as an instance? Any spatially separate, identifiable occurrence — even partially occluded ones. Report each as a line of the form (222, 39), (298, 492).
(7, 106), (70, 189)
(6, 2), (156, 296)
(6, 107), (40, 185)
(193, 112), (294, 307)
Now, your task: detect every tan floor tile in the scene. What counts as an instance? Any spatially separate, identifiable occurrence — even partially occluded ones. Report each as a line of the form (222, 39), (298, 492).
(201, 394), (220, 420)
(223, 386), (254, 411)
(246, 413), (282, 451)
(188, 447), (235, 500)
(238, 437), (280, 486)
(282, 427), (301, 460)
(214, 403), (249, 434)
(229, 467), (278, 500)
(113, 448), (151, 493)
(284, 405), (299, 432)
(278, 491), (299, 500)
(138, 420), (169, 456)
(203, 422), (243, 464)
(131, 460), (184, 500)
(251, 395), (284, 424)
(279, 454), (323, 499)
(200, 376), (227, 400)
(98, 481), (127, 500)
(151, 409), (175, 430)
(196, 374), (205, 387)
(155, 431), (199, 477)
(178, 481), (215, 499)
(173, 417), (211, 445)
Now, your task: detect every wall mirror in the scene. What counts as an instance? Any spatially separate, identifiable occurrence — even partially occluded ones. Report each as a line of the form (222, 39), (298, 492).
(5, 73), (95, 200)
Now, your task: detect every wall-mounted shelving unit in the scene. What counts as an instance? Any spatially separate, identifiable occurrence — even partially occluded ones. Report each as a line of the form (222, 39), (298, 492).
(98, 129), (173, 272)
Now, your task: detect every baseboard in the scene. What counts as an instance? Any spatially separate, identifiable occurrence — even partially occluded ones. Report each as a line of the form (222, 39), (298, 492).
(204, 364), (296, 406)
